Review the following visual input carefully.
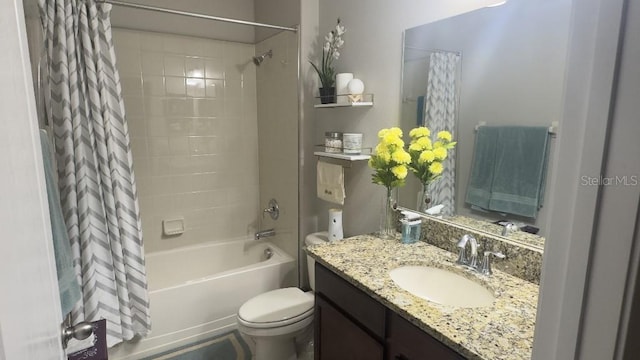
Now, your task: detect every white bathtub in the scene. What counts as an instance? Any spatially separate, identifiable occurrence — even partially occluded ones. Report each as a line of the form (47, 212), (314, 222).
(109, 238), (295, 360)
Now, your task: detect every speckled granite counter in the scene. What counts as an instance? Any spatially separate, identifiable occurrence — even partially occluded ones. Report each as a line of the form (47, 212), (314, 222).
(306, 234), (539, 360)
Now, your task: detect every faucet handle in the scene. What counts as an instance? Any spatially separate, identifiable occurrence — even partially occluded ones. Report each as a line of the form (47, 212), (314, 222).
(501, 222), (518, 236)
(480, 251), (506, 276)
(262, 198), (279, 220)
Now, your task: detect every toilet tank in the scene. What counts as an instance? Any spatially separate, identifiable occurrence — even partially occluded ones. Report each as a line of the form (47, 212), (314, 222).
(305, 232), (329, 291)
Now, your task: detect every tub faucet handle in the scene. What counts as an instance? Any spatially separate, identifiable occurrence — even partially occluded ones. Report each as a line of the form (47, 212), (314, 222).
(262, 198), (279, 220)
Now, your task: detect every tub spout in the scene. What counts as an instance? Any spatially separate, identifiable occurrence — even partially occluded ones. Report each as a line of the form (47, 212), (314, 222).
(255, 228), (276, 240)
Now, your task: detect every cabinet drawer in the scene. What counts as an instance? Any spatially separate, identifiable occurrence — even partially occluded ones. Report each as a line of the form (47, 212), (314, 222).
(315, 263), (386, 339)
(386, 312), (465, 360)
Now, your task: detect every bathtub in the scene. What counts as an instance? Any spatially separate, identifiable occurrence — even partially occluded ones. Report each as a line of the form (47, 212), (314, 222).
(109, 238), (295, 360)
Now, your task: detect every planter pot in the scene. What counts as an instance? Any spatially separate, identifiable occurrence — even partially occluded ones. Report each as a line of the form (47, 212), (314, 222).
(319, 87), (336, 104)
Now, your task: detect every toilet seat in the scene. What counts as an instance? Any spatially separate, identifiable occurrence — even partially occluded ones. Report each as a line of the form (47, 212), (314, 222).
(238, 287), (314, 329)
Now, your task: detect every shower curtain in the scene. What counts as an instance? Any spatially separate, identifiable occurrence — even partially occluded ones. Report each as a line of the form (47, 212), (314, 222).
(38, 0), (151, 347)
(424, 52), (460, 217)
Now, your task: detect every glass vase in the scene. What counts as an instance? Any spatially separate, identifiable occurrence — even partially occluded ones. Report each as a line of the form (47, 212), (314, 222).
(379, 187), (397, 239)
(418, 182), (431, 213)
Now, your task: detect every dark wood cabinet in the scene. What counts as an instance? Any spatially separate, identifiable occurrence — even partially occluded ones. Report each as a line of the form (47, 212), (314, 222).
(314, 263), (385, 360)
(385, 312), (465, 360)
(314, 263), (467, 360)
(315, 295), (384, 360)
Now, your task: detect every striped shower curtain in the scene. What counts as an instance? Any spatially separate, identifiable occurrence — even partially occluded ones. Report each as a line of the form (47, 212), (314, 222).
(38, 0), (151, 347)
(424, 52), (460, 217)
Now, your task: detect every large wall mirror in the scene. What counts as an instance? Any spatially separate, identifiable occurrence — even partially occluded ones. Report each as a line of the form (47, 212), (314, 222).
(397, 0), (572, 248)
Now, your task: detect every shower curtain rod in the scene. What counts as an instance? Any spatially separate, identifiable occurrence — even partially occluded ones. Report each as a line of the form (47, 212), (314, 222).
(99, 0), (298, 32)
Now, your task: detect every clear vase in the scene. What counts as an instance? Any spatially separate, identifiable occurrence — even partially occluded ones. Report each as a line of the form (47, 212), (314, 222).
(418, 182), (431, 213)
(379, 187), (397, 239)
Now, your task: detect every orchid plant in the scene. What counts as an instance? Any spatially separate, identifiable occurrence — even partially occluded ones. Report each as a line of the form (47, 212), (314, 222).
(309, 18), (346, 88)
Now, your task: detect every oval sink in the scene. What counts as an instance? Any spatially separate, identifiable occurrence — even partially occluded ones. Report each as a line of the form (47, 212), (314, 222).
(389, 266), (495, 308)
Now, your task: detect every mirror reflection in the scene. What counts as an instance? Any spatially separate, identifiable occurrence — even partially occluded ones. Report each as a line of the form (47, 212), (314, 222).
(397, 0), (573, 246)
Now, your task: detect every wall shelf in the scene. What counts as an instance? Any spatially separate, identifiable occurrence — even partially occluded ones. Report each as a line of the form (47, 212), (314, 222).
(314, 93), (374, 108)
(314, 151), (371, 161)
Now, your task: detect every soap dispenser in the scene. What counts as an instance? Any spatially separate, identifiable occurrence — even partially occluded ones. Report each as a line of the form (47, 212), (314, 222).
(400, 211), (422, 244)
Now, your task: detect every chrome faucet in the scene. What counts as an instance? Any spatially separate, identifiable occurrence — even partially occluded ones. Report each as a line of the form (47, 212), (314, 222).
(255, 228), (276, 240)
(456, 234), (479, 269)
(501, 222), (518, 236)
(480, 251), (506, 275)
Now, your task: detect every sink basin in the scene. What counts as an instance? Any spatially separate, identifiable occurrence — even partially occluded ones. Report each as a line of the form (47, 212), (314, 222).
(389, 266), (495, 308)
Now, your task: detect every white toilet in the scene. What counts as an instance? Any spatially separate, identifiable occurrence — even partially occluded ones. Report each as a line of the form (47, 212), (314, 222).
(237, 232), (329, 360)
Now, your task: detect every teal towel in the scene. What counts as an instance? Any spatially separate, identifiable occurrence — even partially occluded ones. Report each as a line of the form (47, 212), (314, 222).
(488, 126), (549, 218)
(466, 126), (550, 218)
(465, 126), (499, 210)
(40, 130), (81, 317)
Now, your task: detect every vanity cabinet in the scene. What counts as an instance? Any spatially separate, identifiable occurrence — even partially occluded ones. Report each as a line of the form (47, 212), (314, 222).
(314, 262), (466, 360)
(314, 263), (385, 360)
(386, 312), (465, 360)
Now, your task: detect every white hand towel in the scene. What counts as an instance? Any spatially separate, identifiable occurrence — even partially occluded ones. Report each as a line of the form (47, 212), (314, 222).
(317, 161), (345, 205)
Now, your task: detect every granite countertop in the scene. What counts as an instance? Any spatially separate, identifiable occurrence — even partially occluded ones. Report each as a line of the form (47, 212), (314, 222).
(306, 234), (539, 360)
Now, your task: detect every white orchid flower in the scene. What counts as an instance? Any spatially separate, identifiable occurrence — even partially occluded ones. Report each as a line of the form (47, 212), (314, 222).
(333, 51), (340, 60)
(325, 32), (334, 43)
(336, 25), (346, 36)
(324, 42), (331, 52)
(336, 39), (344, 48)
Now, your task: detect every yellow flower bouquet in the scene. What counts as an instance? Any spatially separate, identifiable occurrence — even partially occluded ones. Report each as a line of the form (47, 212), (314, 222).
(368, 127), (411, 238)
(407, 127), (456, 211)
(369, 127), (411, 189)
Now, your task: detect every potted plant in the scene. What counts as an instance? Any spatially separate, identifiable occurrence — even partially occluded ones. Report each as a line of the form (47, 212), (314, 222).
(310, 18), (345, 104)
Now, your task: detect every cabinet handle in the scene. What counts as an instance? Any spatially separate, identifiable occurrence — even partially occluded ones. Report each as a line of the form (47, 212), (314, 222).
(395, 355), (409, 360)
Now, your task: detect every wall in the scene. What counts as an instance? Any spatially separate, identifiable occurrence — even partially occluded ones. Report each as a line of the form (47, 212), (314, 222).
(110, 0), (255, 43)
(256, 30), (300, 284)
(112, 29), (260, 253)
(401, 0), (572, 235)
(301, 0), (500, 244)
(576, 0), (640, 356)
(255, 0), (300, 42)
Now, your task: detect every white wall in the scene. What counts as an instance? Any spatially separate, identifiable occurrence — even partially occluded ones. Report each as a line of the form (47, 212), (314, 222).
(575, 0), (640, 356)
(255, 0), (300, 42)
(110, 0), (256, 43)
(113, 29), (260, 253)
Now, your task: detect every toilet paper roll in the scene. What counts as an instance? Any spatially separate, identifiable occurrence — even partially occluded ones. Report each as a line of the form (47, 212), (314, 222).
(335, 73), (354, 104)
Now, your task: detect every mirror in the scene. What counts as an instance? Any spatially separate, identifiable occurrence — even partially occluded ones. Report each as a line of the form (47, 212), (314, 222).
(397, 0), (573, 247)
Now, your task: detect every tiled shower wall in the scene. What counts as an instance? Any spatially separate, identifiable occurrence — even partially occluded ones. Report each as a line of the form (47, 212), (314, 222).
(112, 29), (259, 253)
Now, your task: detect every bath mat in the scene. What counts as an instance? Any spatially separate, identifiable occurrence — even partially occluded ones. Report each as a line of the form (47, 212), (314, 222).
(141, 330), (252, 360)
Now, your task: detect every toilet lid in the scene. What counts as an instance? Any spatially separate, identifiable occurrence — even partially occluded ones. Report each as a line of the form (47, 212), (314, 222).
(238, 287), (314, 324)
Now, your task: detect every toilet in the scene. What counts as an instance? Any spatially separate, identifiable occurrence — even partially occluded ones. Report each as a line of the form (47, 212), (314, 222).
(237, 232), (329, 360)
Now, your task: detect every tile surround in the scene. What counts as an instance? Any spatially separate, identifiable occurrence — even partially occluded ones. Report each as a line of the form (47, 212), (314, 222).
(113, 29), (259, 253)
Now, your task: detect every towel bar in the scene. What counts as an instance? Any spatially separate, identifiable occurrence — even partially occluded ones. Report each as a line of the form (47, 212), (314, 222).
(474, 121), (558, 135)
